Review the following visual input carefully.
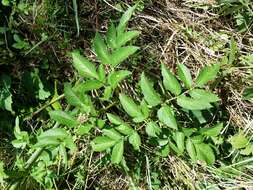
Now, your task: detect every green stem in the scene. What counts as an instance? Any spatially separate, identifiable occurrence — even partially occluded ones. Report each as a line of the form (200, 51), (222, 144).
(72, 0), (80, 37)
(24, 94), (65, 121)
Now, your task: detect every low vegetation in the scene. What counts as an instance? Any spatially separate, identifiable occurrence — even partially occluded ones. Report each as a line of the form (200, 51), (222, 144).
(1, 0), (253, 189)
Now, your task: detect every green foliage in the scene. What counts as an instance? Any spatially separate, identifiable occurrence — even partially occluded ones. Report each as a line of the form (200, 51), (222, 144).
(161, 63), (182, 96)
(177, 63), (193, 89)
(3, 4), (249, 190)
(218, 0), (253, 32)
(0, 74), (13, 113)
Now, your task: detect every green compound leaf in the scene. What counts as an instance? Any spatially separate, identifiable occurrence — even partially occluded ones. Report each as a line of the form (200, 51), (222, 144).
(195, 143), (215, 165)
(116, 124), (134, 136)
(79, 80), (104, 92)
(102, 128), (122, 141)
(186, 138), (197, 162)
(107, 113), (124, 125)
(196, 64), (220, 87)
(117, 5), (137, 35)
(93, 33), (111, 65)
(108, 70), (131, 89)
(106, 23), (117, 49)
(157, 105), (178, 130)
(174, 132), (185, 154)
(71, 51), (99, 79)
(76, 123), (93, 135)
(110, 46), (139, 67)
(91, 136), (117, 152)
(176, 95), (212, 110)
(111, 139), (124, 164)
(49, 110), (79, 128)
(177, 64), (192, 89)
(119, 93), (142, 118)
(161, 64), (181, 96)
(189, 89), (220, 103)
(129, 131), (141, 151)
(200, 123), (223, 137)
(64, 83), (92, 113)
(116, 30), (140, 48)
(145, 121), (161, 137)
(140, 73), (161, 107)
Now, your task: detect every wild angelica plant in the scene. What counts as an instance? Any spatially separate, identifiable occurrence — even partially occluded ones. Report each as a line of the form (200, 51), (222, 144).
(8, 5), (225, 189)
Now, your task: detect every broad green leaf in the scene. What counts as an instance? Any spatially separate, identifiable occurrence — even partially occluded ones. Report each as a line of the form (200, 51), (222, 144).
(186, 138), (197, 162)
(129, 131), (141, 151)
(97, 119), (105, 129)
(240, 144), (253, 155)
(106, 23), (117, 49)
(103, 86), (113, 100)
(195, 64), (220, 87)
(145, 121), (161, 137)
(117, 5), (137, 35)
(108, 70), (131, 89)
(140, 99), (150, 118)
(116, 124), (134, 135)
(119, 93), (142, 118)
(132, 115), (147, 123)
(158, 139), (169, 146)
(200, 123), (223, 137)
(98, 64), (106, 82)
(0, 74), (13, 112)
(176, 95), (212, 110)
(191, 135), (204, 144)
(158, 144), (170, 157)
(177, 64), (192, 89)
(189, 89), (220, 103)
(34, 128), (76, 150)
(161, 64), (182, 96)
(64, 83), (91, 112)
(49, 110), (79, 128)
(93, 33), (110, 65)
(174, 132), (185, 154)
(229, 133), (248, 149)
(182, 128), (197, 137)
(34, 137), (60, 148)
(71, 51), (99, 79)
(102, 129), (122, 141)
(116, 30), (140, 48)
(157, 105), (177, 130)
(63, 136), (77, 152)
(140, 73), (161, 106)
(107, 113), (124, 125)
(37, 128), (69, 140)
(91, 136), (116, 152)
(79, 80), (104, 92)
(195, 143), (215, 165)
(111, 139), (124, 164)
(110, 46), (139, 67)
(76, 123), (93, 135)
